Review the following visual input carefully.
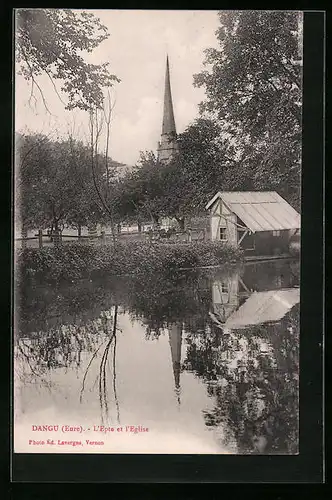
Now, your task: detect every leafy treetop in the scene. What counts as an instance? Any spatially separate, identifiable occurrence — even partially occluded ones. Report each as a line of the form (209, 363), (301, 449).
(16, 9), (120, 110)
(194, 11), (302, 210)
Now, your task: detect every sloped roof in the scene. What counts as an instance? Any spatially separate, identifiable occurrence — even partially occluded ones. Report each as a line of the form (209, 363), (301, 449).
(224, 288), (300, 329)
(205, 191), (300, 232)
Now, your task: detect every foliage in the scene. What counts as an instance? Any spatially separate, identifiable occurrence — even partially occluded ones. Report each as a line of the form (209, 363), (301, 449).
(16, 244), (97, 282)
(166, 118), (236, 218)
(16, 240), (243, 284)
(113, 152), (166, 224)
(114, 120), (235, 227)
(16, 9), (120, 110)
(194, 10), (302, 210)
(16, 132), (117, 231)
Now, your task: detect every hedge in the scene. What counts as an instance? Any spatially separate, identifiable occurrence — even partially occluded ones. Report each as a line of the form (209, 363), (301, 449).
(15, 240), (244, 284)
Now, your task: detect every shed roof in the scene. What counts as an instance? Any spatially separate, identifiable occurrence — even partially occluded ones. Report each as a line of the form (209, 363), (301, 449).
(205, 191), (300, 232)
(224, 288), (300, 329)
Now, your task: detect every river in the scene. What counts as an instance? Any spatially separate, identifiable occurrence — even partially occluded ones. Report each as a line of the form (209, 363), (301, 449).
(14, 258), (300, 455)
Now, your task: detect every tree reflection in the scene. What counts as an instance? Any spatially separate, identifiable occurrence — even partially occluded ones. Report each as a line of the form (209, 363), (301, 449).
(15, 258), (300, 452)
(96, 305), (120, 425)
(15, 299), (121, 426)
(15, 321), (100, 376)
(117, 267), (238, 338)
(184, 304), (299, 454)
(15, 278), (116, 335)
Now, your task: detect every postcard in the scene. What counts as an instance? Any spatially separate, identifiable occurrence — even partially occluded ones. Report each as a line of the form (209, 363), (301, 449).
(14, 9), (303, 456)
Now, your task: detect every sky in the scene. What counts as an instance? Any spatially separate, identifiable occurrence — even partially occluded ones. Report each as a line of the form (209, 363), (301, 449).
(15, 9), (220, 165)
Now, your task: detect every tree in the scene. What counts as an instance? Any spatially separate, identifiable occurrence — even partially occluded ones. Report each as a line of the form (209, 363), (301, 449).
(65, 133), (110, 231)
(166, 118), (236, 224)
(16, 133), (110, 234)
(87, 97), (122, 242)
(112, 119), (235, 230)
(15, 132), (53, 232)
(194, 11), (302, 210)
(16, 9), (120, 111)
(114, 152), (167, 226)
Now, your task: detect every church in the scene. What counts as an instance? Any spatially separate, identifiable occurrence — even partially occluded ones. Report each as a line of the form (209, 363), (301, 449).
(155, 55), (208, 235)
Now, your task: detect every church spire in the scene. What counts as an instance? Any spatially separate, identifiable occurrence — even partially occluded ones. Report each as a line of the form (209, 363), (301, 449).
(162, 55), (176, 136)
(157, 55), (178, 163)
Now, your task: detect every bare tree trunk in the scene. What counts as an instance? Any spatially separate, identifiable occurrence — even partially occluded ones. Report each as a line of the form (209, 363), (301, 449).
(89, 105), (117, 246)
(38, 229), (43, 249)
(53, 220), (60, 247)
(103, 92), (117, 245)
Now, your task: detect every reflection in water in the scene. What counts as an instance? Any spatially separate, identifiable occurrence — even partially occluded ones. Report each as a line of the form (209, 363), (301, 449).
(14, 259), (300, 454)
(79, 306), (120, 426)
(169, 323), (183, 406)
(184, 304), (299, 454)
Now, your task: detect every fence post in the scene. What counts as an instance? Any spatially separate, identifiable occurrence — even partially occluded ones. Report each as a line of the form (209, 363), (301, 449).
(38, 229), (43, 249)
(22, 228), (27, 249)
(188, 228), (192, 243)
(101, 230), (106, 245)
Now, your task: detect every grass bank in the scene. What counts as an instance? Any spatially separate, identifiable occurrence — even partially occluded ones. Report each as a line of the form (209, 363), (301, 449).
(15, 240), (244, 284)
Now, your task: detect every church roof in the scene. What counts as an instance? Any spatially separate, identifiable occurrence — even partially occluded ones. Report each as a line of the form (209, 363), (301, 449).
(205, 191), (300, 232)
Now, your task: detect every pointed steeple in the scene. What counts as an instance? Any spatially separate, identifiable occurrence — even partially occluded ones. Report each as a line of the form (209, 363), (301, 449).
(162, 55), (176, 136)
(168, 323), (182, 406)
(157, 55), (178, 163)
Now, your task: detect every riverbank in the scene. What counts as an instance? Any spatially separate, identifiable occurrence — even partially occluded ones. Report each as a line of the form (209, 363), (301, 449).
(15, 240), (244, 284)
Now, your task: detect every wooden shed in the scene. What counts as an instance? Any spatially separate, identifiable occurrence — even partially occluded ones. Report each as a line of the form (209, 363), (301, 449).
(205, 191), (300, 257)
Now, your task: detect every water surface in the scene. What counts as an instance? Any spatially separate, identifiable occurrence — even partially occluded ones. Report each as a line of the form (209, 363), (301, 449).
(14, 258), (300, 454)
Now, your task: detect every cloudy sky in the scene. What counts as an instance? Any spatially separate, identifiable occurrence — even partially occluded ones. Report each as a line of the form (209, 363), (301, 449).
(15, 9), (220, 165)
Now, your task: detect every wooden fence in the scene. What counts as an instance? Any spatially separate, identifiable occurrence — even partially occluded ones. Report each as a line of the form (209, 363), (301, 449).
(15, 230), (106, 249)
(15, 228), (208, 249)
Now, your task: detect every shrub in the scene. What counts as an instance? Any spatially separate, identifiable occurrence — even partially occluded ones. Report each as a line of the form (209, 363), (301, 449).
(15, 244), (97, 283)
(15, 240), (244, 284)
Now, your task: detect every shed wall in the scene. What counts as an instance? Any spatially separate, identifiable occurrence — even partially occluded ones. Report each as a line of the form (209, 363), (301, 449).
(209, 200), (237, 243)
(251, 230), (291, 256)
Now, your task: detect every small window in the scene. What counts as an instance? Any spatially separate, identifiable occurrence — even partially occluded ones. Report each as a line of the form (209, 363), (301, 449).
(219, 227), (227, 241)
(221, 282), (229, 293)
(273, 230), (281, 237)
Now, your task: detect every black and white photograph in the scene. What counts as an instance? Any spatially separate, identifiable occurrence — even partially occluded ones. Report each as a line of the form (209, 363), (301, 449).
(14, 9), (302, 455)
